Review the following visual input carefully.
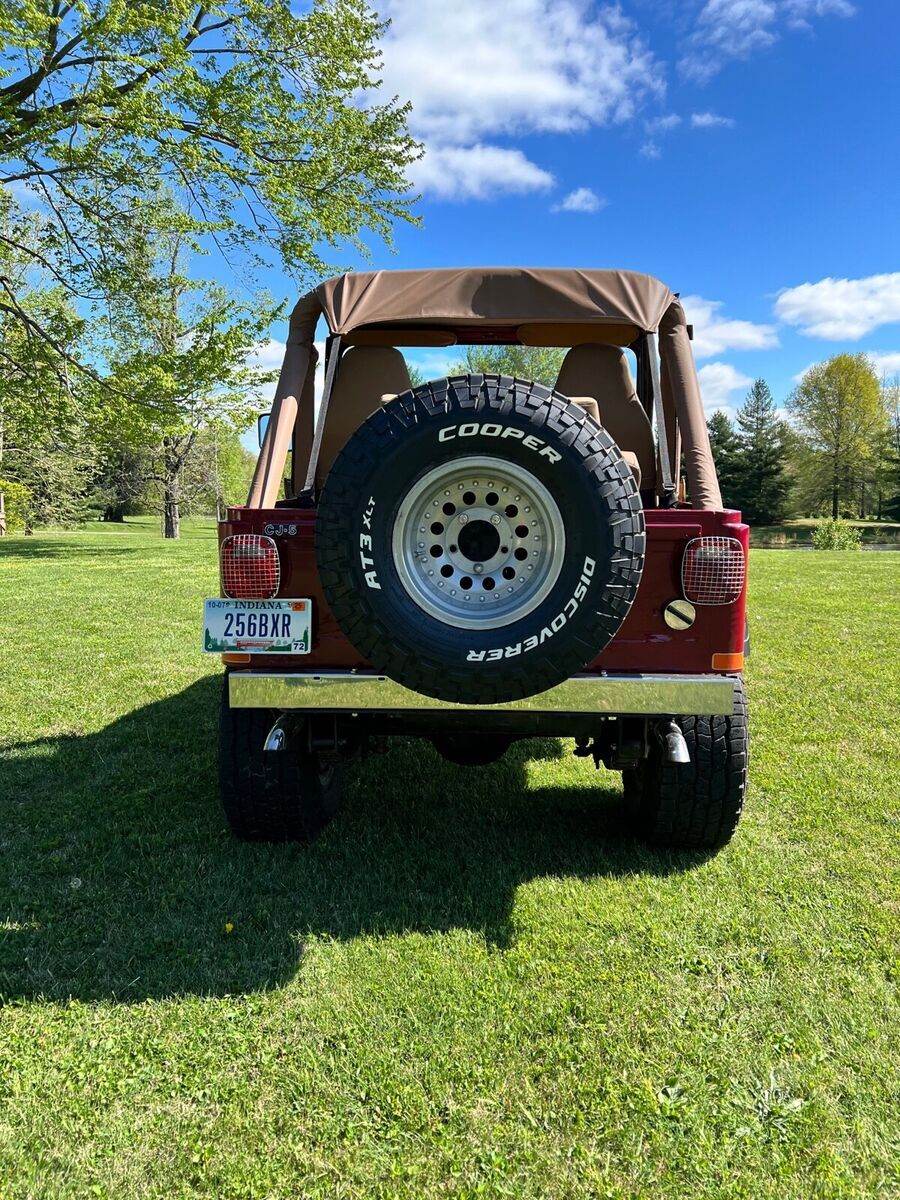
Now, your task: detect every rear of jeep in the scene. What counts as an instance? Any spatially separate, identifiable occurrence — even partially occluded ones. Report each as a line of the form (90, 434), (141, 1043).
(203, 268), (749, 851)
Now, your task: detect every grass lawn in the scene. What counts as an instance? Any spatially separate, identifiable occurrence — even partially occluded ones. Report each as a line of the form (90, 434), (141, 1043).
(0, 518), (898, 1198)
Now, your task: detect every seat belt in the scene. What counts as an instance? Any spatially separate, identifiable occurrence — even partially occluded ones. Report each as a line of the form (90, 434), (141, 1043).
(300, 334), (342, 502)
(647, 333), (676, 506)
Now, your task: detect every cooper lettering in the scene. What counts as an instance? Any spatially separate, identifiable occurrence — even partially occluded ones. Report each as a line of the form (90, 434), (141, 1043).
(436, 423), (559, 462)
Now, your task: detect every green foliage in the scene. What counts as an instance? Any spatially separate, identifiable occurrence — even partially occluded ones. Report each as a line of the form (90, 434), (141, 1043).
(789, 355), (887, 519)
(0, 0), (418, 375)
(0, 476), (30, 530)
(179, 425), (256, 515)
(706, 410), (742, 508)
(877, 377), (900, 519)
(707, 387), (793, 522)
(100, 225), (278, 535)
(732, 379), (792, 524)
(0, 263), (99, 525)
(811, 518), (863, 550)
(450, 345), (565, 386)
(0, 523), (898, 1195)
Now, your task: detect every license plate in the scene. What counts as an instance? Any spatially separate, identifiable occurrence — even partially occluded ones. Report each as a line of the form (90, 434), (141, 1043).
(202, 598), (311, 655)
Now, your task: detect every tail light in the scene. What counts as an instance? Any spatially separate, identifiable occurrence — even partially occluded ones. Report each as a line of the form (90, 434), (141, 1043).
(221, 534), (280, 598)
(682, 536), (745, 605)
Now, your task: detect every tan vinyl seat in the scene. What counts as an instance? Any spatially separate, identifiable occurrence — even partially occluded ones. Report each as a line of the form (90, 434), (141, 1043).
(317, 346), (412, 485)
(555, 344), (656, 495)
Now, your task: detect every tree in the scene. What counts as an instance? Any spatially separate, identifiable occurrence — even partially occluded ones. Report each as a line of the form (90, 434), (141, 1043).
(731, 379), (791, 524)
(706, 410), (742, 510)
(877, 376), (900, 519)
(789, 354), (886, 519)
(179, 426), (256, 518)
(0, 203), (97, 529)
(106, 228), (276, 537)
(91, 442), (150, 523)
(450, 345), (565, 384)
(0, 0), (418, 378)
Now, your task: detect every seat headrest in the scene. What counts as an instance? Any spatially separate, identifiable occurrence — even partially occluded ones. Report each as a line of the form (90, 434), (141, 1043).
(555, 344), (637, 403)
(316, 346), (412, 486)
(331, 346), (412, 401)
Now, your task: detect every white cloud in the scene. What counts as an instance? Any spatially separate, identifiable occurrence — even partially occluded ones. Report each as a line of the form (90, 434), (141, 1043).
(679, 0), (854, 82)
(248, 339), (286, 375)
(380, 1), (662, 201)
(247, 338), (327, 408)
(553, 186), (606, 213)
(784, 0), (855, 30)
(774, 272), (900, 339)
(640, 140), (661, 159)
(405, 348), (458, 381)
(697, 362), (753, 412)
(866, 351), (900, 378)
(682, 295), (779, 358)
(690, 111), (735, 128)
(412, 143), (553, 200)
(646, 113), (682, 133)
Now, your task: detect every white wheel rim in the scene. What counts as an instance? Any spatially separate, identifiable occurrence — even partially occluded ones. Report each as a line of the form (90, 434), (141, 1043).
(391, 455), (566, 630)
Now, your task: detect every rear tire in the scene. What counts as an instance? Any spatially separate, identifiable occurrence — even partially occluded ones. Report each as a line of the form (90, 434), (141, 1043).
(218, 680), (343, 842)
(624, 679), (748, 851)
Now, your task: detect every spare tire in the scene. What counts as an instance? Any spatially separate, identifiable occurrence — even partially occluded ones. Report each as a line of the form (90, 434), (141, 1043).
(316, 374), (645, 704)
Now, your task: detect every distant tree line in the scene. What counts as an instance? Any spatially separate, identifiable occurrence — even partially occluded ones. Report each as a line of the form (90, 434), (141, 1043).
(709, 355), (899, 524)
(454, 347), (900, 525)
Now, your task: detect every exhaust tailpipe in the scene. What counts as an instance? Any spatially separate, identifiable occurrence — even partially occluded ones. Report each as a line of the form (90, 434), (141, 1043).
(657, 719), (690, 764)
(264, 722), (286, 752)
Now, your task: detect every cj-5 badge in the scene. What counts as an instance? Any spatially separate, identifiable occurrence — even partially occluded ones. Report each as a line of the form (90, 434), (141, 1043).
(263, 522), (298, 537)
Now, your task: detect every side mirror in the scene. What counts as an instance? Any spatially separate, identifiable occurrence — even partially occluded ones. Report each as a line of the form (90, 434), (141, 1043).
(257, 412), (270, 448)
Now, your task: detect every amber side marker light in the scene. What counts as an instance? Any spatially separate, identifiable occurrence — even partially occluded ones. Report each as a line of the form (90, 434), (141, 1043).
(712, 652), (744, 671)
(222, 653), (252, 665)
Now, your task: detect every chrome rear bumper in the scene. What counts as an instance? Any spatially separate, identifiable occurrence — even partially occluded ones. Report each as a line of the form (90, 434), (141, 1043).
(228, 671), (738, 716)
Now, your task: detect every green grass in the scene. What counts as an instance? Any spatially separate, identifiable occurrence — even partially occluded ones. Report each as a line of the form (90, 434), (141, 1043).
(1, 518), (898, 1198)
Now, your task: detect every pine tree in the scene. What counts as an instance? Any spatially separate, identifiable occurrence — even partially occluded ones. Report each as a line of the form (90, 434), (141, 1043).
(733, 380), (791, 524)
(706, 411), (742, 509)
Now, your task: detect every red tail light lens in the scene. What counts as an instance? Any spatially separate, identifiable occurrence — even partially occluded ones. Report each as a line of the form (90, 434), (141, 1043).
(221, 534), (280, 599)
(682, 537), (745, 605)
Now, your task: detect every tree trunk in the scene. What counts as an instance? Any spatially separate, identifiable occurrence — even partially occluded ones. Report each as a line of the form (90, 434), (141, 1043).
(163, 487), (180, 539)
(0, 491), (6, 537)
(831, 484), (839, 519)
(101, 503), (127, 523)
(162, 438), (183, 539)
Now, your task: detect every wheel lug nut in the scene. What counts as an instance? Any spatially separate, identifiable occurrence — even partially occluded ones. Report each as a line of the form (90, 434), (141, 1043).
(458, 513), (469, 524)
(473, 563), (484, 574)
(490, 514), (501, 525)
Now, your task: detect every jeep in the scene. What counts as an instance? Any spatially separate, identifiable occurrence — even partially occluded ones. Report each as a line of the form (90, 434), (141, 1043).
(204, 268), (749, 851)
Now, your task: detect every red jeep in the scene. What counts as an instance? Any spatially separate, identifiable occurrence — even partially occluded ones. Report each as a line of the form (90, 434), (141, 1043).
(204, 268), (749, 851)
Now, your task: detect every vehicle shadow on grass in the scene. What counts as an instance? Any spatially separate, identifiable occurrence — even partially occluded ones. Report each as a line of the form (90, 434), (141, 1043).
(0, 675), (701, 1003)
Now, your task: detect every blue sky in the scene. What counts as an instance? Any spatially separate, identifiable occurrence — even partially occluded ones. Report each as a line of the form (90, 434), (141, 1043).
(246, 0), (900, 419)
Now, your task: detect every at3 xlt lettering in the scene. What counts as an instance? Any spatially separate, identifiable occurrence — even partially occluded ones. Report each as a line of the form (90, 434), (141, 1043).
(359, 495), (380, 589)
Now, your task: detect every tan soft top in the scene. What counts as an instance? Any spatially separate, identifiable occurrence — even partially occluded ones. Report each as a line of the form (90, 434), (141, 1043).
(249, 268), (722, 510)
(298, 267), (676, 335)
